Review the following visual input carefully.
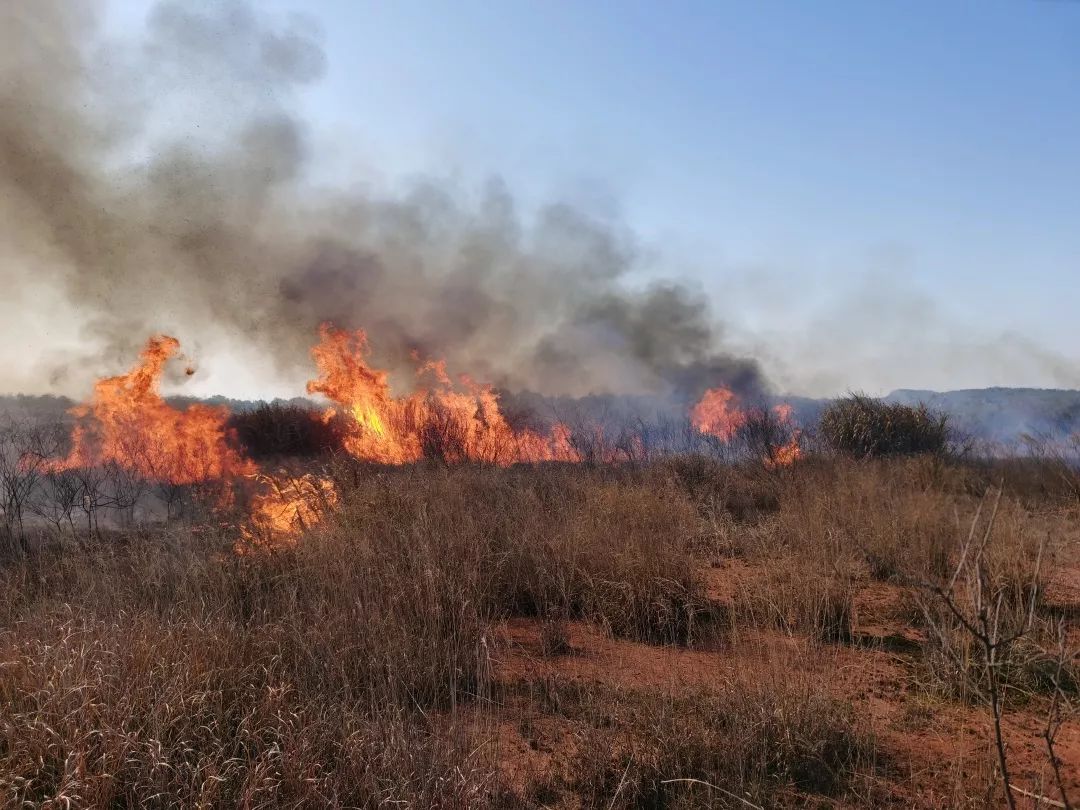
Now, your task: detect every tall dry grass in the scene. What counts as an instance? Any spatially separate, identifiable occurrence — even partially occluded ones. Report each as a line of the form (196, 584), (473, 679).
(0, 463), (713, 806)
(0, 521), (507, 806)
(521, 672), (877, 807)
(1, 452), (1076, 806)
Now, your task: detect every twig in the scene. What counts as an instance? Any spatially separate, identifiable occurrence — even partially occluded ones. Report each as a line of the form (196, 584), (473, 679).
(659, 778), (765, 809)
(1042, 620), (1075, 810)
(606, 758), (633, 809)
(1008, 783), (1067, 809)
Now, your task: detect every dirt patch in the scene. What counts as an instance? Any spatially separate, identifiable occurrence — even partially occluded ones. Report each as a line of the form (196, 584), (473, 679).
(489, 602), (1080, 807)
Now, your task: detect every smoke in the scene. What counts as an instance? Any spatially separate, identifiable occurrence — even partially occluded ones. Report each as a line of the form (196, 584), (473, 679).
(752, 270), (1080, 397)
(0, 0), (764, 404)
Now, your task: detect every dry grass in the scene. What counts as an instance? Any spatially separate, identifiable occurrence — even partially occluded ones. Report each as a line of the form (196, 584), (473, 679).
(326, 463), (709, 645)
(0, 522), (505, 807)
(518, 673), (877, 807)
(2, 453), (1077, 807)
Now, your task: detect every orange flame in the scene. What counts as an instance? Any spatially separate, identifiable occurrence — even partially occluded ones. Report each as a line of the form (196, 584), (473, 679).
(52, 335), (255, 483)
(306, 324), (579, 465)
(690, 387), (748, 441)
(692, 387), (802, 467)
(765, 403), (803, 468)
(242, 472), (338, 548)
(765, 440), (801, 468)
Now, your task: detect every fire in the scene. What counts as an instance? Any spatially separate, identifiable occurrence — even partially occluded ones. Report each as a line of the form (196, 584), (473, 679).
(48, 327), (803, 548)
(53, 336), (255, 483)
(242, 472), (338, 547)
(765, 440), (802, 468)
(692, 387), (802, 467)
(765, 403), (803, 468)
(690, 387), (747, 441)
(306, 324), (578, 465)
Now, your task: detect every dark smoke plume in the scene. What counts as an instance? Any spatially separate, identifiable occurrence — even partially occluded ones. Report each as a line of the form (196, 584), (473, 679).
(0, 0), (763, 404)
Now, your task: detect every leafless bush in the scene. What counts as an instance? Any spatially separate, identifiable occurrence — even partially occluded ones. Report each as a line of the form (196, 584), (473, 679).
(1041, 621), (1077, 810)
(28, 467), (83, 541)
(0, 419), (60, 555)
(732, 404), (801, 466)
(914, 489), (1059, 809)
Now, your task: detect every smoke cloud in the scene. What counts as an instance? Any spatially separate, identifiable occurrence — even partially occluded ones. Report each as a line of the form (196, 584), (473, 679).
(0, 0), (764, 404)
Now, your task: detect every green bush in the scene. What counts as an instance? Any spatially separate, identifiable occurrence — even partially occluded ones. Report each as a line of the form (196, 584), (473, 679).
(820, 394), (950, 458)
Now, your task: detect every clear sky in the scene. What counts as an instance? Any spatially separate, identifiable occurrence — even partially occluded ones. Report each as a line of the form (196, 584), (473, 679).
(95, 1), (1080, 395)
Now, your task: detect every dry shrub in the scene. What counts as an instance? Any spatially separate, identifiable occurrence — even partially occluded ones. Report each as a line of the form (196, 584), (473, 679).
(661, 454), (780, 524)
(562, 481), (708, 643)
(745, 457), (1047, 585)
(228, 402), (347, 459)
(820, 394), (951, 458)
(719, 455), (1070, 673)
(969, 454), (1080, 505)
(527, 673), (877, 807)
(329, 463), (709, 645)
(539, 618), (571, 657)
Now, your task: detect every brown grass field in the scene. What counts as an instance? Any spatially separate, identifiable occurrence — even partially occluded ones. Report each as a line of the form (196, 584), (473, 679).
(2, 453), (1079, 808)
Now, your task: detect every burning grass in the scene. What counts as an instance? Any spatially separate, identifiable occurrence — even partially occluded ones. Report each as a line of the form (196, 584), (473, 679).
(1, 333), (1079, 806)
(307, 324), (581, 465)
(1, 327), (808, 555)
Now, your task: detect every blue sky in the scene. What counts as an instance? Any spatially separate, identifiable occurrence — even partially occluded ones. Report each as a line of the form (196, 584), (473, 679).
(101, 0), (1080, 395)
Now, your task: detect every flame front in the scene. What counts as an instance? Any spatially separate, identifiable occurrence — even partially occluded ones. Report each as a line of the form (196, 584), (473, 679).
(306, 324), (578, 465)
(52, 335), (255, 484)
(243, 473), (338, 548)
(692, 387), (802, 467)
(690, 387), (748, 441)
(50, 328), (801, 549)
(766, 403), (803, 468)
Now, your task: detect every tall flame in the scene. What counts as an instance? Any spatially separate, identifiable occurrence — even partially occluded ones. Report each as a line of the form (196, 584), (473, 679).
(52, 335), (255, 483)
(306, 324), (578, 465)
(765, 403), (803, 468)
(692, 387), (802, 467)
(690, 387), (748, 441)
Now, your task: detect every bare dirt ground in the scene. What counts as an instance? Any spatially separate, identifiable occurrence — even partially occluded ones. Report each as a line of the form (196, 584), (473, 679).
(484, 547), (1080, 808)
